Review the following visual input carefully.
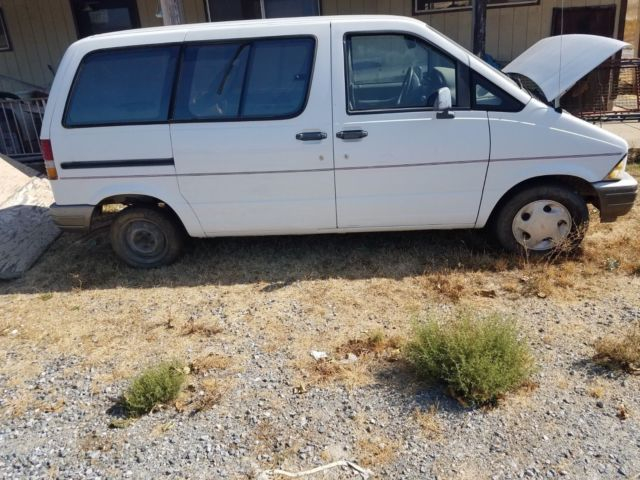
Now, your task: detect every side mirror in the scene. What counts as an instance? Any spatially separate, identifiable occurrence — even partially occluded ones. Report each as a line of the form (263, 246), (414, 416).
(434, 87), (454, 119)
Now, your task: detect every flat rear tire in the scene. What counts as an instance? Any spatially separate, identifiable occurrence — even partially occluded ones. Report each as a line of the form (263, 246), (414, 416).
(110, 206), (184, 268)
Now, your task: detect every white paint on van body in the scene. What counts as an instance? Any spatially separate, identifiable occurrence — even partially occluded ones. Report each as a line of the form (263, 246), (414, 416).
(41, 16), (631, 239)
(171, 21), (336, 235)
(330, 18), (490, 229)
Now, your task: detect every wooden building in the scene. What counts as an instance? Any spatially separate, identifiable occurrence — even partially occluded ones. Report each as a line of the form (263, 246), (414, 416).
(0, 0), (632, 93)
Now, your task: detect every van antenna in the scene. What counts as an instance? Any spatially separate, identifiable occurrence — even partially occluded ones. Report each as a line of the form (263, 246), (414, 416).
(556, 0), (565, 110)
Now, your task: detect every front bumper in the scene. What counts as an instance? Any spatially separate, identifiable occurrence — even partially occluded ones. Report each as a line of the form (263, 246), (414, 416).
(49, 204), (94, 232)
(592, 172), (638, 222)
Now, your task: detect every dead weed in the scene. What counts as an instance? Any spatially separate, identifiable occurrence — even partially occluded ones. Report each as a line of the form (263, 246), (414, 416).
(181, 318), (223, 337)
(413, 404), (443, 440)
(594, 323), (640, 373)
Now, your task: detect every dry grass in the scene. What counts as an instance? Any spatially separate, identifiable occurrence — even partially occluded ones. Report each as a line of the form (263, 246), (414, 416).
(0, 164), (637, 433)
(587, 381), (606, 399)
(413, 404), (443, 440)
(181, 378), (226, 414)
(173, 354), (234, 414)
(334, 330), (402, 357)
(190, 353), (232, 374)
(356, 436), (400, 468)
(593, 323), (640, 373)
(180, 318), (223, 337)
(80, 432), (118, 453)
(300, 331), (404, 388)
(0, 392), (35, 418)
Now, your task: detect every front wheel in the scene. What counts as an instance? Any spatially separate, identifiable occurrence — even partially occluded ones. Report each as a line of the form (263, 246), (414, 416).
(493, 185), (589, 255)
(110, 206), (184, 268)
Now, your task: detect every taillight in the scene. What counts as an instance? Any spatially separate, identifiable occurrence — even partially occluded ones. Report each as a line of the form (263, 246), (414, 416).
(40, 139), (58, 180)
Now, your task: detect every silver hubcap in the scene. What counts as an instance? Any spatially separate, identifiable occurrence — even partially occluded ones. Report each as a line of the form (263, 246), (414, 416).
(512, 200), (572, 251)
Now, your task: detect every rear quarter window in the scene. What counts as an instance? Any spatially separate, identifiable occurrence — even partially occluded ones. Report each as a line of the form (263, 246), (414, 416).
(64, 45), (179, 127)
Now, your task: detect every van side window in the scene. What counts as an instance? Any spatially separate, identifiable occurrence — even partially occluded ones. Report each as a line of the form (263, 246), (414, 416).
(173, 37), (315, 122)
(471, 72), (524, 112)
(242, 38), (314, 118)
(345, 34), (457, 113)
(64, 46), (179, 127)
(173, 43), (250, 120)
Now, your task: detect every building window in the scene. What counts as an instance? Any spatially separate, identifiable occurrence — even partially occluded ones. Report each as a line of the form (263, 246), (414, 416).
(70, 0), (141, 39)
(0, 8), (11, 52)
(205, 0), (320, 22)
(415, 0), (538, 14)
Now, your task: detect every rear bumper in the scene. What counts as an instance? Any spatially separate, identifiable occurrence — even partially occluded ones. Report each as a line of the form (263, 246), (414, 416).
(49, 204), (93, 232)
(592, 172), (638, 222)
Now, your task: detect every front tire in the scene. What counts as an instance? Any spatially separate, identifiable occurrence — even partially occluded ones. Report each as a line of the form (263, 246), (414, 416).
(493, 185), (589, 255)
(110, 206), (184, 268)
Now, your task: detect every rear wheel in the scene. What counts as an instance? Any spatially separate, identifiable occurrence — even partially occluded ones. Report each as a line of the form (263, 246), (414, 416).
(494, 185), (589, 255)
(110, 206), (184, 268)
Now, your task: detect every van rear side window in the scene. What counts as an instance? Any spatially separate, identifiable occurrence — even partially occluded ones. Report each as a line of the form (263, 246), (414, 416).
(173, 37), (315, 122)
(64, 46), (179, 127)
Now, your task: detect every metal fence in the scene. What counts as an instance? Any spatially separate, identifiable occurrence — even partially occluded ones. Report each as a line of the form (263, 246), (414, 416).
(568, 59), (640, 121)
(0, 98), (47, 161)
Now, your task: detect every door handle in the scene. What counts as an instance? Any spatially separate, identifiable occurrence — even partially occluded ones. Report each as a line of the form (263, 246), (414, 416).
(296, 131), (327, 141)
(336, 129), (368, 140)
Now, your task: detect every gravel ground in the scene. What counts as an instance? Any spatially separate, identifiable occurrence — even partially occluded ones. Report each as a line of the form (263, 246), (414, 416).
(1, 277), (639, 480)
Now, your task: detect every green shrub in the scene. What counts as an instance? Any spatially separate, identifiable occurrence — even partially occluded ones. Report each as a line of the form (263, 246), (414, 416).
(123, 360), (186, 417)
(406, 312), (534, 406)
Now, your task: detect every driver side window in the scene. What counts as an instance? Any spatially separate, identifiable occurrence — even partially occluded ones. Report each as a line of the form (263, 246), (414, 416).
(345, 33), (457, 113)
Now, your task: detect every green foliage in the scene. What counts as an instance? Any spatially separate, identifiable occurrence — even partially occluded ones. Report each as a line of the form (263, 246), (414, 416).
(123, 360), (186, 417)
(406, 312), (534, 406)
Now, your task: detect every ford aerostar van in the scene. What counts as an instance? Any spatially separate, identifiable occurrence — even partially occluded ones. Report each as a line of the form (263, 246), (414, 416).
(42, 16), (637, 268)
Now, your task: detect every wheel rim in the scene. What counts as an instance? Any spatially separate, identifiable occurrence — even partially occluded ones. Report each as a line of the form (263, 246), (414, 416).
(511, 200), (572, 251)
(124, 220), (167, 259)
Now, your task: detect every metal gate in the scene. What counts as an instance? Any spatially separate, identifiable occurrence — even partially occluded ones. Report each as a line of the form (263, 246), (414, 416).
(567, 59), (640, 121)
(0, 98), (47, 161)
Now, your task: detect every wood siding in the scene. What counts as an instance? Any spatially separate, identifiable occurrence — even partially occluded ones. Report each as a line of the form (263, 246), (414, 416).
(0, 0), (77, 90)
(0, 0), (623, 91)
(322, 0), (623, 63)
(0, 0), (205, 91)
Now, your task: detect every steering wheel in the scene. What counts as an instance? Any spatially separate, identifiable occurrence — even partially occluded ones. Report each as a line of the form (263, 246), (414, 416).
(397, 66), (421, 107)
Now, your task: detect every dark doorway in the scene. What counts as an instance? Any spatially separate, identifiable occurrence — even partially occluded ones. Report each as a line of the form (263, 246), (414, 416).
(551, 5), (616, 37)
(551, 5), (618, 114)
(205, 0), (320, 22)
(70, 0), (141, 39)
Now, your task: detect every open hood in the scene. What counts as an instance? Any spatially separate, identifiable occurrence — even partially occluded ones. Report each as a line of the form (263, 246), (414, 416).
(503, 34), (628, 103)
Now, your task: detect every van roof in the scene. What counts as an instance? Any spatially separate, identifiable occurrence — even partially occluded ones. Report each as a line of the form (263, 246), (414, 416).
(77, 15), (424, 43)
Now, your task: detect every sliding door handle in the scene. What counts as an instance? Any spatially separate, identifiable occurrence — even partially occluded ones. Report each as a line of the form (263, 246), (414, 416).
(336, 129), (368, 140)
(296, 131), (327, 141)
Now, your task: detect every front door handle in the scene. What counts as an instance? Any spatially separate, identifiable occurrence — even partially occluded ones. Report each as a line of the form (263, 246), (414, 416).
(336, 129), (368, 140)
(296, 131), (327, 141)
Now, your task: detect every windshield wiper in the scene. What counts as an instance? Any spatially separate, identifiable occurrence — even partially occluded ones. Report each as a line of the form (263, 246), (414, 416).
(217, 43), (249, 95)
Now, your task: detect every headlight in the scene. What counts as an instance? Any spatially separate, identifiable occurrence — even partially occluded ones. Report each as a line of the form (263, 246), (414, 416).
(605, 155), (627, 180)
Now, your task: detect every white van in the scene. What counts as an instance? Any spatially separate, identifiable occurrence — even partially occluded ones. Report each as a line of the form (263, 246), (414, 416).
(42, 16), (637, 268)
